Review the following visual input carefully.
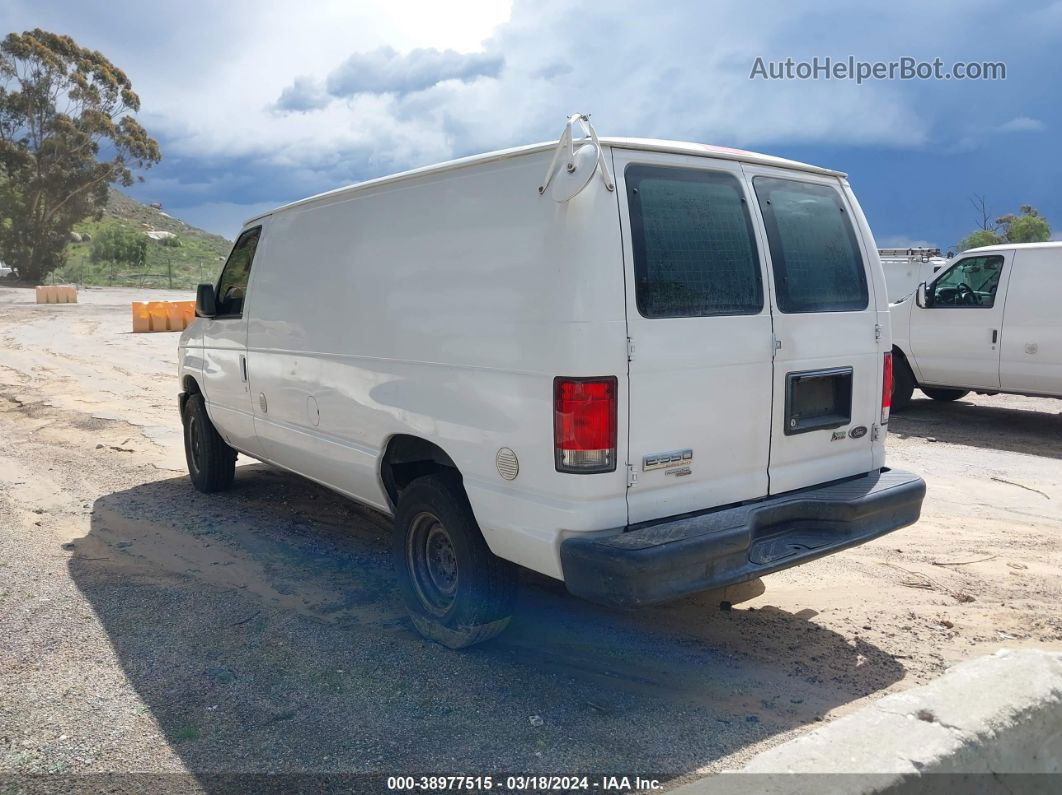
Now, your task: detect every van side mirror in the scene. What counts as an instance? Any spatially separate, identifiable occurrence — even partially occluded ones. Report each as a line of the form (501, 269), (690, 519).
(915, 282), (929, 309)
(196, 283), (218, 318)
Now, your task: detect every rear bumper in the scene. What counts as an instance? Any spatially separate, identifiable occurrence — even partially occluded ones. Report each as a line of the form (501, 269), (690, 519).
(560, 468), (925, 607)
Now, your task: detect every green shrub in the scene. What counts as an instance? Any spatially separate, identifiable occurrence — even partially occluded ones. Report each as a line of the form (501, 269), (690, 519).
(90, 226), (148, 267)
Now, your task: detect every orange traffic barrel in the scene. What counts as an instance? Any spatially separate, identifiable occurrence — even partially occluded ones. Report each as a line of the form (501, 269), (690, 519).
(147, 302), (169, 332)
(180, 300), (195, 328)
(132, 302), (151, 333)
(165, 301), (183, 331)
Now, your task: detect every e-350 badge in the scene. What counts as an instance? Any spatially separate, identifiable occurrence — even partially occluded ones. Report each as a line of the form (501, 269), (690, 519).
(643, 449), (693, 471)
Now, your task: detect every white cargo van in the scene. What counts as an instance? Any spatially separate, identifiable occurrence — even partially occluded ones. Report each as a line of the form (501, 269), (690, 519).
(178, 116), (925, 647)
(890, 242), (1062, 409)
(878, 248), (947, 303)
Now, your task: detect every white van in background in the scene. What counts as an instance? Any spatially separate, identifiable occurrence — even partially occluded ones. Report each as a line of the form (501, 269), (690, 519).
(890, 242), (1062, 409)
(878, 247), (948, 303)
(178, 116), (925, 648)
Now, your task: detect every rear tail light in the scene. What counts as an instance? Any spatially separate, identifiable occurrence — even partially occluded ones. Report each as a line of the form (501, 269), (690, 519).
(881, 352), (893, 425)
(554, 376), (618, 473)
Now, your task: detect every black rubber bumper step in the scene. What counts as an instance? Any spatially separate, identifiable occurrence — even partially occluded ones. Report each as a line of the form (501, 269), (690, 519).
(560, 468), (926, 607)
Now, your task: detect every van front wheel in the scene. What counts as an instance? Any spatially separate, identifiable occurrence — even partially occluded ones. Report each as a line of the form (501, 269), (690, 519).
(394, 473), (517, 648)
(182, 393), (236, 493)
(922, 387), (970, 402)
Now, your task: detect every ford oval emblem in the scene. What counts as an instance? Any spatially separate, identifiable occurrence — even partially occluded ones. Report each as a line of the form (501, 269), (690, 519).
(849, 425), (868, 439)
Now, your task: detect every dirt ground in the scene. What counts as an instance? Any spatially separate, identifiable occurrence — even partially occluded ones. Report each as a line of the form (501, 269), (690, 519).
(1, 285), (1060, 787)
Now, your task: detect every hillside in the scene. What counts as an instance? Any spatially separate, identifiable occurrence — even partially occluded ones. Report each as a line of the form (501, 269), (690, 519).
(53, 190), (233, 289)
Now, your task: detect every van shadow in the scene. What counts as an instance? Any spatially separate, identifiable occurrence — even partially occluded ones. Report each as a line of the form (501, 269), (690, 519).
(70, 465), (905, 783)
(889, 394), (1062, 459)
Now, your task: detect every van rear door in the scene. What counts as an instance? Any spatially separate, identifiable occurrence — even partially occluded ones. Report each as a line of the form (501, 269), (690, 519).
(613, 149), (775, 524)
(744, 168), (882, 494)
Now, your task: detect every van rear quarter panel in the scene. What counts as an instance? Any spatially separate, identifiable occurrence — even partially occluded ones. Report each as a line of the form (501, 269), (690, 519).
(245, 151), (628, 577)
(1000, 247), (1062, 395)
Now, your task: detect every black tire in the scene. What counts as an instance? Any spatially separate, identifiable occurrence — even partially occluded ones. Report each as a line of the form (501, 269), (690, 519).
(182, 393), (236, 493)
(892, 354), (916, 413)
(922, 387), (970, 402)
(393, 473), (517, 648)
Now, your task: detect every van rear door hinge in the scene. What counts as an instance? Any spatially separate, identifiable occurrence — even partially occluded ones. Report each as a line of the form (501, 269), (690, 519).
(626, 464), (638, 488)
(875, 323), (882, 341)
(626, 337), (636, 362)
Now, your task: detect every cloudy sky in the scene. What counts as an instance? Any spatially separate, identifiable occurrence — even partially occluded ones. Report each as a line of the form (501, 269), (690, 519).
(3, 0), (1060, 248)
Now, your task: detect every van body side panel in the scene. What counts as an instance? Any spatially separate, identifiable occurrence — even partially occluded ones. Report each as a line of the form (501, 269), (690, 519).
(200, 317), (260, 455)
(999, 247), (1062, 395)
(243, 207), (388, 510)
(742, 166), (882, 495)
(178, 322), (205, 389)
(245, 151), (628, 578)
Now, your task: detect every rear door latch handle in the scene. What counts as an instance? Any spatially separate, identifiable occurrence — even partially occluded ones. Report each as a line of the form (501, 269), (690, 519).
(240, 355), (248, 381)
(991, 329), (998, 344)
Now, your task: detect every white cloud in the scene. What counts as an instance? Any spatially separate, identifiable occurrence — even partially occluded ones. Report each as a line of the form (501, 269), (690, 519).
(274, 77), (331, 113)
(996, 116), (1046, 134)
(196, 0), (946, 183)
(273, 46), (504, 114)
(949, 114), (1048, 152)
(10, 0), (1029, 181)
(324, 47), (503, 98)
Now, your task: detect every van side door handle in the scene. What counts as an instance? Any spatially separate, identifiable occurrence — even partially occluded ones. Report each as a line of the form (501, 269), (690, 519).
(240, 354), (247, 381)
(991, 329), (998, 345)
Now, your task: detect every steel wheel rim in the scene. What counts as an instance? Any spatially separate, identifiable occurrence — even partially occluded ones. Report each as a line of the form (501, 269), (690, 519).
(407, 511), (459, 616)
(187, 414), (202, 475)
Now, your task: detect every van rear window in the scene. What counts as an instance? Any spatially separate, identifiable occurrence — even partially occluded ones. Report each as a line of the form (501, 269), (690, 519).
(626, 165), (763, 319)
(753, 177), (868, 313)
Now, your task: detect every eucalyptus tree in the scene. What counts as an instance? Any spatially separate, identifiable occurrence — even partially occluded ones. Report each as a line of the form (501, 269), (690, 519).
(0, 29), (160, 281)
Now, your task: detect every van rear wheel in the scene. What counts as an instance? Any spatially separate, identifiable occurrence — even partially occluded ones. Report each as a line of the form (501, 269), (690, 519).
(393, 473), (517, 648)
(182, 393), (236, 493)
(922, 387), (970, 402)
(892, 355), (916, 412)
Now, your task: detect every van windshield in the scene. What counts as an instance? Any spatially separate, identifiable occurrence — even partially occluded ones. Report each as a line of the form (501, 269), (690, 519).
(753, 177), (869, 314)
(626, 165), (763, 319)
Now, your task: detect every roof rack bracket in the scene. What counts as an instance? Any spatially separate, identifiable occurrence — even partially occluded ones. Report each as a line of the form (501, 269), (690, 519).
(538, 113), (615, 201)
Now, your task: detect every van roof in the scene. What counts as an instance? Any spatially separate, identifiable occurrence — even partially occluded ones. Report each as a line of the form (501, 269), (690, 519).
(245, 137), (846, 225)
(962, 241), (1062, 254)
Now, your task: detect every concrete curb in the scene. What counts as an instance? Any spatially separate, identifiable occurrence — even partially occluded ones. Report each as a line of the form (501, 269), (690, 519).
(674, 649), (1062, 793)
